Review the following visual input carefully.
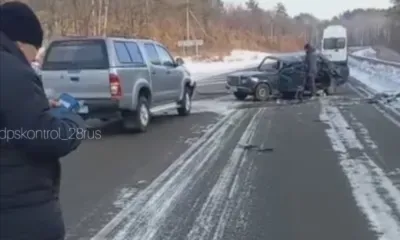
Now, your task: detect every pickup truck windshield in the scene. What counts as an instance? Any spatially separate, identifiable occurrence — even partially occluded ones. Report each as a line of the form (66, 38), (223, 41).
(42, 39), (108, 70)
(323, 37), (346, 50)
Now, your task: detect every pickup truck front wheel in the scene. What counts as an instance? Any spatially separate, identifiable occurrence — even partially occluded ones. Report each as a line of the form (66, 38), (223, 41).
(177, 87), (192, 116)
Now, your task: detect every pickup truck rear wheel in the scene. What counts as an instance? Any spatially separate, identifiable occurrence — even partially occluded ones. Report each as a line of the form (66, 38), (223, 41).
(122, 96), (150, 132)
(177, 87), (192, 116)
(255, 83), (270, 101)
(233, 91), (247, 100)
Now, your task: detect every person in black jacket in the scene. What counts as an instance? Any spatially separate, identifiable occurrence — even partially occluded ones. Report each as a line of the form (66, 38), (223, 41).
(303, 43), (318, 98)
(0, 2), (86, 240)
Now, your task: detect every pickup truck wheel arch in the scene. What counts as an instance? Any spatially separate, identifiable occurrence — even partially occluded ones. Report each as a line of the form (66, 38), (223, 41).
(180, 79), (195, 100)
(185, 81), (195, 97)
(132, 79), (152, 109)
(138, 86), (151, 102)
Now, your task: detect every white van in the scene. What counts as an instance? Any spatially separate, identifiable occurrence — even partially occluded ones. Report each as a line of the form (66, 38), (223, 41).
(321, 25), (349, 83)
(321, 25), (347, 63)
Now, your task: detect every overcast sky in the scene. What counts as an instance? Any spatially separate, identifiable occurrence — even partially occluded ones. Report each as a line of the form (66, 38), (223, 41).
(223, 0), (392, 19)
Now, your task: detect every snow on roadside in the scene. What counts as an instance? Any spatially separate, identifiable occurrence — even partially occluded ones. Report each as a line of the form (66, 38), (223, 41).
(184, 49), (268, 82)
(349, 57), (400, 107)
(349, 57), (400, 92)
(352, 47), (377, 59)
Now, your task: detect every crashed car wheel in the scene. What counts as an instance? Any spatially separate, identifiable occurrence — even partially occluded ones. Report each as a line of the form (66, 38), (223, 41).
(255, 83), (270, 101)
(234, 91), (248, 100)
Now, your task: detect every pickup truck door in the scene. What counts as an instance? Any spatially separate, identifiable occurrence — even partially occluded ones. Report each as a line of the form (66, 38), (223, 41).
(143, 43), (169, 104)
(154, 44), (182, 101)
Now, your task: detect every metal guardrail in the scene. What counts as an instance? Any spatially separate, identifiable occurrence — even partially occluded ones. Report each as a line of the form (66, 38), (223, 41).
(348, 46), (368, 53)
(349, 54), (400, 68)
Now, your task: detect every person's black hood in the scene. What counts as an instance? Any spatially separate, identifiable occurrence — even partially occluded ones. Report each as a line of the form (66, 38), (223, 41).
(0, 1), (44, 49)
(0, 31), (30, 66)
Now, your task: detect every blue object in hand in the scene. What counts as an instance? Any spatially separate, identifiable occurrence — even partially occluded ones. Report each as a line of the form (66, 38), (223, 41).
(58, 93), (80, 112)
(49, 106), (71, 119)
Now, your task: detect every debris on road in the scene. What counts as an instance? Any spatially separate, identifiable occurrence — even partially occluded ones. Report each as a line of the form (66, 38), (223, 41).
(238, 143), (274, 152)
(367, 92), (400, 104)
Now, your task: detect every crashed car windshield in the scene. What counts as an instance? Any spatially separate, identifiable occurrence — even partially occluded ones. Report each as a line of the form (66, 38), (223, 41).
(257, 57), (282, 71)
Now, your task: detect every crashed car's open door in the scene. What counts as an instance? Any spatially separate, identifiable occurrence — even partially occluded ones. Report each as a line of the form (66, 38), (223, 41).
(277, 62), (306, 93)
(316, 56), (345, 93)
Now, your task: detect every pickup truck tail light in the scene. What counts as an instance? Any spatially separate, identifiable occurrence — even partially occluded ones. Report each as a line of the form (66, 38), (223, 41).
(109, 73), (122, 99)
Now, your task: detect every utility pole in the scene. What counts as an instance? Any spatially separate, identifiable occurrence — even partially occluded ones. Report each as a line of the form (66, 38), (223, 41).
(145, 0), (149, 28)
(186, 0), (190, 55)
(186, 0), (190, 41)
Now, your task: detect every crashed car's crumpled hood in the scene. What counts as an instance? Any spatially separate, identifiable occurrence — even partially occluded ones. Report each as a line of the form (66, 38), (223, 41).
(228, 70), (276, 78)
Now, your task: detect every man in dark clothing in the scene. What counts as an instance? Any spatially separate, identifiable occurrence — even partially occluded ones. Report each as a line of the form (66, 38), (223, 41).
(0, 2), (86, 240)
(303, 43), (318, 98)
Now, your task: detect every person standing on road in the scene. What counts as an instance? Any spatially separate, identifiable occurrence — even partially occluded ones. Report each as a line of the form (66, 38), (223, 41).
(0, 2), (86, 240)
(303, 43), (318, 98)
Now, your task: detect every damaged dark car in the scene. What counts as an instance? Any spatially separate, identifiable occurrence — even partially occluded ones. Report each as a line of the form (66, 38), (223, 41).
(225, 53), (348, 101)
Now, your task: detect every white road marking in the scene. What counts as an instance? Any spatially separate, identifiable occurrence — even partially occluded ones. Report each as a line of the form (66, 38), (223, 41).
(186, 108), (265, 240)
(320, 98), (400, 240)
(92, 109), (248, 240)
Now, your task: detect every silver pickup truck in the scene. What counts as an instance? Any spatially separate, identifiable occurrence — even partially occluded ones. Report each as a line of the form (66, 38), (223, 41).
(40, 37), (195, 132)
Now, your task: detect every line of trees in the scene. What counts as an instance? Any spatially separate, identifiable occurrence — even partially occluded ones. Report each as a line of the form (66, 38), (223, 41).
(1, 0), (399, 54)
(311, 0), (400, 52)
(0, 0), (318, 55)
(387, 0), (400, 52)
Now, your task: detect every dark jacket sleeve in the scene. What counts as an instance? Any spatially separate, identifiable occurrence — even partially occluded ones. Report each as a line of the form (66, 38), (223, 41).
(0, 59), (86, 158)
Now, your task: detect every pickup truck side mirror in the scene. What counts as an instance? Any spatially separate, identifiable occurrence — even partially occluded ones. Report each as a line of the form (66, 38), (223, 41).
(175, 57), (184, 66)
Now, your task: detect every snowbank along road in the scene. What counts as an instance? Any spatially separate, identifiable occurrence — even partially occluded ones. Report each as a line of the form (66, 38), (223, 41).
(60, 56), (400, 240)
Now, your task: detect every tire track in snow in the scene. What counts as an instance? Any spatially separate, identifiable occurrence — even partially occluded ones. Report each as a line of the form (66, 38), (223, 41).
(344, 111), (389, 169)
(186, 108), (265, 240)
(92, 109), (249, 240)
(347, 113), (379, 150)
(320, 98), (400, 240)
(345, 110), (400, 213)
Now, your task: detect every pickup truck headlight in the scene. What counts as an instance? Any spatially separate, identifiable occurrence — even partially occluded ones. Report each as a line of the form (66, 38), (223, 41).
(250, 77), (259, 82)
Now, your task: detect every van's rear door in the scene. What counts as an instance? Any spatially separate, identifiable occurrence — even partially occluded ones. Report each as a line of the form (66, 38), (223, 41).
(321, 37), (347, 62)
(41, 39), (111, 99)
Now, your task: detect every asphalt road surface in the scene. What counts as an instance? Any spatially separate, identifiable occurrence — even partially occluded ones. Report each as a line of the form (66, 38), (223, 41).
(61, 73), (400, 240)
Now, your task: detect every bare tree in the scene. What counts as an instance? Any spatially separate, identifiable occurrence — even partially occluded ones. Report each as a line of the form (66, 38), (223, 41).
(11, 0), (313, 54)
